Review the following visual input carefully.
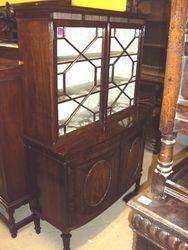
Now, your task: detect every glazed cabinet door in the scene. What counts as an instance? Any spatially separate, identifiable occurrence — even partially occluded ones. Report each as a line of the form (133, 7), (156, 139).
(53, 20), (144, 142)
(54, 22), (106, 138)
(106, 23), (143, 117)
(119, 128), (145, 195)
(67, 138), (120, 228)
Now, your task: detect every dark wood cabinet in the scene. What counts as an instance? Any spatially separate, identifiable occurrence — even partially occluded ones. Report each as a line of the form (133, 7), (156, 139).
(10, 1), (148, 248)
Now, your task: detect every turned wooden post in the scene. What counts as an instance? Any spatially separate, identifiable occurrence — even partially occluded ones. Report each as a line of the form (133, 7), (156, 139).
(151, 0), (188, 195)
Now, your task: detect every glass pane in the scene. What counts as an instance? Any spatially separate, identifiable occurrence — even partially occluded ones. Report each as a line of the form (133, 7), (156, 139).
(56, 27), (103, 136)
(107, 28), (139, 115)
(58, 93), (100, 135)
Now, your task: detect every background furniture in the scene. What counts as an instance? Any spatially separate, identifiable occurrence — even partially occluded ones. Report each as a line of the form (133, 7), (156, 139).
(129, 189), (188, 250)
(139, 0), (170, 153)
(14, 1), (147, 249)
(0, 3), (17, 42)
(0, 4), (19, 66)
(128, 0), (188, 249)
(0, 4), (39, 238)
(0, 4), (19, 60)
(0, 41), (19, 60)
(0, 58), (37, 237)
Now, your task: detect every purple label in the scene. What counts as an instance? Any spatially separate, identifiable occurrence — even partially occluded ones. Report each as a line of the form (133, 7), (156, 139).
(57, 27), (64, 37)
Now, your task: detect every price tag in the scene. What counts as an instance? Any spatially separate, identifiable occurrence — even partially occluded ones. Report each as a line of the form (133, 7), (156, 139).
(137, 196), (152, 206)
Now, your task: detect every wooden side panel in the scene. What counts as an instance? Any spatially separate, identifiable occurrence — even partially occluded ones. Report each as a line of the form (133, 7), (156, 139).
(25, 147), (68, 231)
(0, 73), (28, 202)
(17, 18), (57, 145)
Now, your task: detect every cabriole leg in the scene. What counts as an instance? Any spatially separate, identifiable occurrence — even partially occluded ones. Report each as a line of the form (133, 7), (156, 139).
(135, 174), (142, 194)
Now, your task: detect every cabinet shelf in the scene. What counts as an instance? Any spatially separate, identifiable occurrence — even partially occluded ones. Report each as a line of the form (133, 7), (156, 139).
(141, 64), (164, 83)
(58, 76), (133, 103)
(143, 43), (166, 49)
(146, 18), (168, 23)
(57, 51), (137, 65)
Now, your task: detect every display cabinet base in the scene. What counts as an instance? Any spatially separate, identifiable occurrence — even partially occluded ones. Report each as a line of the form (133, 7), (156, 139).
(0, 195), (40, 238)
(36, 178), (142, 250)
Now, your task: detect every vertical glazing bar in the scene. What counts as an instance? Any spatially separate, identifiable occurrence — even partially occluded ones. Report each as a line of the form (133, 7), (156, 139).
(135, 28), (145, 114)
(53, 24), (60, 142)
(100, 24), (111, 129)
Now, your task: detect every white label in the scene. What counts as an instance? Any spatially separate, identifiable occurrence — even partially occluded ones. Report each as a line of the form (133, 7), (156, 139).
(137, 196), (152, 206)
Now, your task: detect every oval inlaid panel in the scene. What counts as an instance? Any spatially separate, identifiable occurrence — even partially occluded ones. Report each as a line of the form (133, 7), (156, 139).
(127, 138), (142, 179)
(84, 160), (111, 207)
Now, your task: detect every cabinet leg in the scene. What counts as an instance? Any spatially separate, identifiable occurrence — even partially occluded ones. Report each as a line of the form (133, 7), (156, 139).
(7, 208), (17, 238)
(123, 175), (142, 203)
(29, 198), (41, 234)
(135, 175), (142, 193)
(61, 232), (72, 250)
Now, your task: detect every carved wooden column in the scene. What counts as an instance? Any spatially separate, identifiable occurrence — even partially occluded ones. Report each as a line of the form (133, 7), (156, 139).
(151, 0), (188, 195)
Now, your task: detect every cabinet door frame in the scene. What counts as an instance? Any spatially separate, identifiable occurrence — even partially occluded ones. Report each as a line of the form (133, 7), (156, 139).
(119, 128), (145, 194)
(105, 22), (145, 122)
(53, 19), (145, 144)
(66, 141), (120, 228)
(53, 19), (107, 141)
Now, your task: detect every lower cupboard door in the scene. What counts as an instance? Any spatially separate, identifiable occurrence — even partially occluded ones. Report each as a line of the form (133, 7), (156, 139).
(119, 130), (145, 194)
(67, 148), (119, 228)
